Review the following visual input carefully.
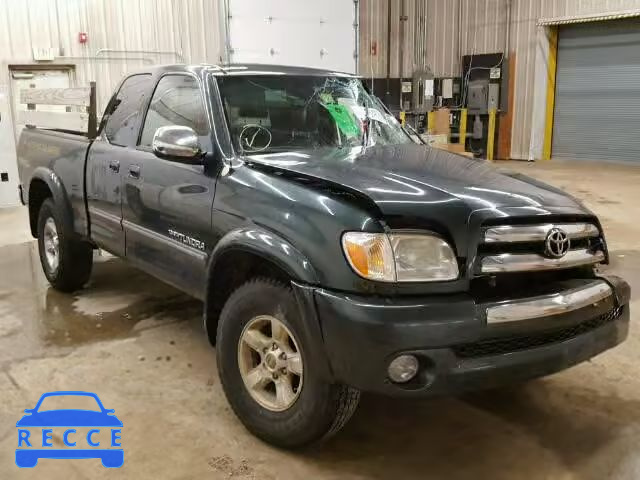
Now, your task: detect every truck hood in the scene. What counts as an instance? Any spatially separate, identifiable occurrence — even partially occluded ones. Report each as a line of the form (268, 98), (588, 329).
(245, 144), (586, 217)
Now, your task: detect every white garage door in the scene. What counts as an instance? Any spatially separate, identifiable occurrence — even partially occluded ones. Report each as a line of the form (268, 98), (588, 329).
(552, 20), (640, 163)
(224, 0), (358, 73)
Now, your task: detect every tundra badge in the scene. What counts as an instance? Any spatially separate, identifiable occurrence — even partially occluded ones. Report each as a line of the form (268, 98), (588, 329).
(168, 229), (205, 250)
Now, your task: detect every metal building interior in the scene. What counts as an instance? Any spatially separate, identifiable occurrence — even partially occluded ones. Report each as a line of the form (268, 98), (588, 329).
(1, 1), (639, 478)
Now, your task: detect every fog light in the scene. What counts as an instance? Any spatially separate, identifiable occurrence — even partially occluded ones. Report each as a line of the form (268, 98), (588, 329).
(387, 355), (419, 383)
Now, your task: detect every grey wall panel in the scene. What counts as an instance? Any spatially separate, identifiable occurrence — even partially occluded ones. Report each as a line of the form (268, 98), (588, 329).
(509, 0), (542, 160)
(425, 0), (460, 76)
(460, 0), (508, 56)
(359, 0), (416, 78)
(359, 0), (388, 78)
(359, 0), (459, 79)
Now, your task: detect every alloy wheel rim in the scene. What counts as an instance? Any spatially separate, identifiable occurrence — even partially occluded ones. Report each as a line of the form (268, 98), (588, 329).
(237, 315), (303, 412)
(43, 217), (60, 273)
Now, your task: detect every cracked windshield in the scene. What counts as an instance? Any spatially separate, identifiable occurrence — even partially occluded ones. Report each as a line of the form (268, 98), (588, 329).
(217, 75), (412, 154)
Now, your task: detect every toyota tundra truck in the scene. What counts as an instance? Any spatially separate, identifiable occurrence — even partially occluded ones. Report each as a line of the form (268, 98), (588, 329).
(17, 64), (630, 448)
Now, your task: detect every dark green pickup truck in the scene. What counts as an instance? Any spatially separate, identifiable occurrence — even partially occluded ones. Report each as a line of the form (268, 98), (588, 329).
(17, 64), (630, 448)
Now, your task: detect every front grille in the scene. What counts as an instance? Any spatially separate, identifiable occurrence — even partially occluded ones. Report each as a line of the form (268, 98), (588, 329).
(475, 221), (605, 276)
(453, 306), (624, 359)
(478, 237), (593, 256)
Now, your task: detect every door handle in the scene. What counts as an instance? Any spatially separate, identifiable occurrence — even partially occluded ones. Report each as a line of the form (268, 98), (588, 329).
(128, 165), (141, 179)
(108, 160), (120, 173)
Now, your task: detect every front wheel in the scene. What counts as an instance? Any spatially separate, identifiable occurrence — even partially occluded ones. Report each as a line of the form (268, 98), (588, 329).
(216, 278), (360, 448)
(37, 198), (93, 292)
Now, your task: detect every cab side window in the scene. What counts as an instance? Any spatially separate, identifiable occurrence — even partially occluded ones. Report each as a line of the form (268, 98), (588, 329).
(139, 75), (211, 150)
(104, 74), (152, 147)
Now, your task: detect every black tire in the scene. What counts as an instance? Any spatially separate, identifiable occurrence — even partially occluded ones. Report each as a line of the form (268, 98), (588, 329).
(37, 198), (93, 292)
(216, 278), (360, 448)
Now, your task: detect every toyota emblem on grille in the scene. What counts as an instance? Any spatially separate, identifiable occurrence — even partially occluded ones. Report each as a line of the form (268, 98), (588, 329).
(544, 228), (570, 258)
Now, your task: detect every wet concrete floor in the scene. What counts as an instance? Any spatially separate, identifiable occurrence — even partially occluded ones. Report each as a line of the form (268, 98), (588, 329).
(0, 159), (639, 479)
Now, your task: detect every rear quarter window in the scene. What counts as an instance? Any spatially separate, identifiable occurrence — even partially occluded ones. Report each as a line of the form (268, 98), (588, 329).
(104, 74), (152, 147)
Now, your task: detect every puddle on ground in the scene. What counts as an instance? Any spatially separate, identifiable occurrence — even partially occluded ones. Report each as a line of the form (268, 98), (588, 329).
(0, 242), (201, 362)
(31, 286), (200, 347)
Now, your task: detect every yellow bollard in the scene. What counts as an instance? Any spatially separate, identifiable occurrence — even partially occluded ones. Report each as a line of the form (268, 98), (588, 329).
(399, 111), (406, 127)
(427, 111), (435, 134)
(487, 108), (496, 161)
(459, 108), (467, 147)
(543, 27), (558, 161)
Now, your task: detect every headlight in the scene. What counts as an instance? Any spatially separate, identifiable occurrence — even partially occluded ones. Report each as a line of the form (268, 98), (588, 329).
(341, 232), (395, 282)
(342, 232), (458, 282)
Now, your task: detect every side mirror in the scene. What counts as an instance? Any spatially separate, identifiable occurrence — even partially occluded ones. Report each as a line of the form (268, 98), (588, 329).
(152, 125), (203, 164)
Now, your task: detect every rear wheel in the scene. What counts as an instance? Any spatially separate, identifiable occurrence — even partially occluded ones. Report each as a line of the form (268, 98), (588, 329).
(216, 278), (360, 448)
(37, 198), (93, 292)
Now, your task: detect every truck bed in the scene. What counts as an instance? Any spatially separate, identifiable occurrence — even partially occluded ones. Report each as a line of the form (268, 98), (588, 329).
(17, 127), (91, 238)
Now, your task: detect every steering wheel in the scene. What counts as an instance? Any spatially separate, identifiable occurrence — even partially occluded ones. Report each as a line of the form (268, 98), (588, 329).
(239, 124), (272, 153)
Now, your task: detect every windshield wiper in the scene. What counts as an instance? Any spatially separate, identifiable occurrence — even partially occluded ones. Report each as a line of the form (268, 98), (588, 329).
(403, 122), (426, 145)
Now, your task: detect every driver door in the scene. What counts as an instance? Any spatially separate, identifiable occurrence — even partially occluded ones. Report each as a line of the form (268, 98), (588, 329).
(122, 73), (217, 299)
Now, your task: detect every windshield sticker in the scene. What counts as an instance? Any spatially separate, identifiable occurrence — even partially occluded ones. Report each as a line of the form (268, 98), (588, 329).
(351, 106), (388, 125)
(320, 102), (361, 139)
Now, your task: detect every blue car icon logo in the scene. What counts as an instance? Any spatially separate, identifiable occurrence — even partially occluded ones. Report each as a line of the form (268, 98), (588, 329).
(16, 391), (123, 468)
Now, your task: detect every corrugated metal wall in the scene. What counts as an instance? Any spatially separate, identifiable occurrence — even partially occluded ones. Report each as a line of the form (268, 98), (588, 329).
(0, 0), (222, 114)
(509, 0), (540, 160)
(425, 0), (460, 76)
(360, 0), (640, 159)
(359, 0), (459, 78)
(460, 0), (507, 57)
(3, 0), (640, 161)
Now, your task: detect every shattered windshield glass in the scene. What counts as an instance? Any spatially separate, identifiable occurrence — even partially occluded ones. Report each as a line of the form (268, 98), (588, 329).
(216, 75), (412, 154)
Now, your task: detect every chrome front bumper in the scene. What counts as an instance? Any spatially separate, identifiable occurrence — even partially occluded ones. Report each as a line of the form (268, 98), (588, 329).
(486, 280), (613, 324)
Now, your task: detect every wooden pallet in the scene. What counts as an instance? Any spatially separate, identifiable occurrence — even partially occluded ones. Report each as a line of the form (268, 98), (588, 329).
(18, 82), (97, 138)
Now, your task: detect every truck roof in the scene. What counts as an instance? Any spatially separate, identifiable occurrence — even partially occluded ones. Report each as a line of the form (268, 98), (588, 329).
(137, 63), (357, 78)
